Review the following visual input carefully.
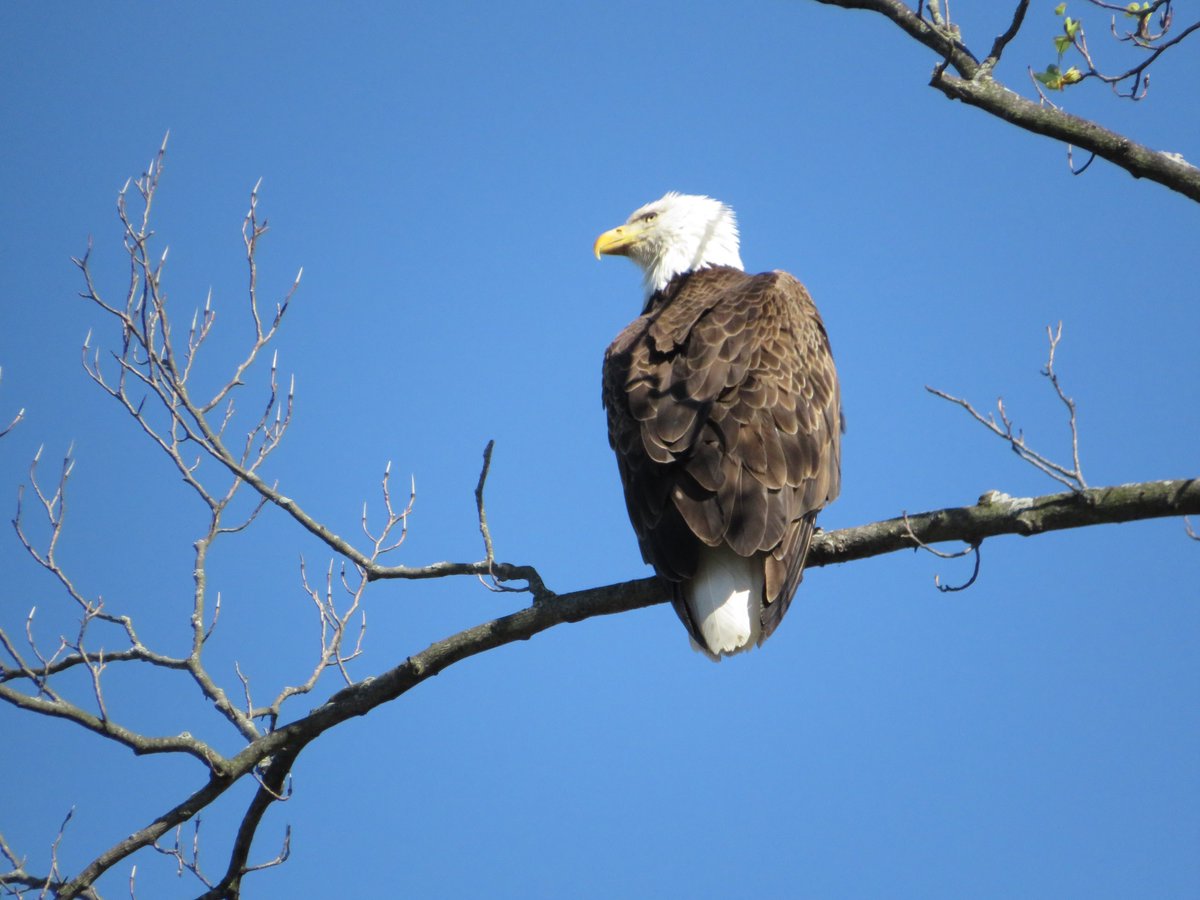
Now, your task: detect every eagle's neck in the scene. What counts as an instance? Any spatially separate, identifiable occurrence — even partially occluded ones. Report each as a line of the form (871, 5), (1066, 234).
(640, 226), (743, 304)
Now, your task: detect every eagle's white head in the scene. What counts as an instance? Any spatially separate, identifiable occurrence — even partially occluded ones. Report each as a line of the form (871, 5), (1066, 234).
(594, 192), (744, 302)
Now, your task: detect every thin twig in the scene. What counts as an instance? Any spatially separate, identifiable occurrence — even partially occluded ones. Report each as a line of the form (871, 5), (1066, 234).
(1076, 1), (1199, 99)
(935, 544), (982, 592)
(1068, 144), (1098, 175)
(902, 512), (983, 592)
(242, 826), (291, 875)
(151, 819), (213, 890)
(474, 439), (519, 594)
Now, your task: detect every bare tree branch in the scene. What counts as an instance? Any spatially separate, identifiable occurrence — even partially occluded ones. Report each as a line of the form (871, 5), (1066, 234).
(44, 474), (1200, 896)
(9, 143), (1196, 898)
(1068, 0), (1200, 99)
(809, 0), (1200, 203)
(813, 478), (1198, 566)
(985, 0), (1032, 70)
(197, 748), (298, 900)
(929, 69), (1200, 201)
(0, 681), (225, 768)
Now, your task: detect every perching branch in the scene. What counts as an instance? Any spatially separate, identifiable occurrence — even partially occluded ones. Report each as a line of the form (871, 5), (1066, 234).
(37, 474), (1200, 897)
(815, 478), (1199, 566)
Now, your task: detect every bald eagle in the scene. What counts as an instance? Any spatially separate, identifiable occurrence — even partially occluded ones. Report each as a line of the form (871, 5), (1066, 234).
(596, 193), (841, 661)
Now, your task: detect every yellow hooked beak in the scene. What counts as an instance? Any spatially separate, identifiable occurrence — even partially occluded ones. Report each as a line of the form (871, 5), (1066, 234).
(593, 223), (644, 260)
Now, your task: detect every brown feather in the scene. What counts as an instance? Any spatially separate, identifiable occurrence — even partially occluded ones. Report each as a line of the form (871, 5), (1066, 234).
(602, 266), (841, 651)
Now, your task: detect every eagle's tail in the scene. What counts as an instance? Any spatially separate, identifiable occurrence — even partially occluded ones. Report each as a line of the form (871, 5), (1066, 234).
(682, 544), (763, 662)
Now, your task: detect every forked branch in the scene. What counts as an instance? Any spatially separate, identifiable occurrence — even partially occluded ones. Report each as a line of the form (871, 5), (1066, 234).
(927, 323), (1087, 492)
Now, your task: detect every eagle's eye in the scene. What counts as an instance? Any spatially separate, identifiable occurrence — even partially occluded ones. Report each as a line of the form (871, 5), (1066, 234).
(640, 212), (658, 223)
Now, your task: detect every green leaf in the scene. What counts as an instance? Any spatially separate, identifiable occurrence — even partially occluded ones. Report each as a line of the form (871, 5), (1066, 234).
(1054, 34), (1071, 55)
(1035, 64), (1065, 89)
(1062, 66), (1083, 84)
(1055, 2), (1067, 14)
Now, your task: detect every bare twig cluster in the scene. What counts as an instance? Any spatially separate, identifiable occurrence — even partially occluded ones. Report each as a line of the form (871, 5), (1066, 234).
(927, 323), (1088, 493)
(1027, 0), (1198, 118)
(0, 811), (99, 900)
(150, 820), (213, 891)
(1077, 0), (1200, 98)
(143, 818), (290, 896)
(905, 323), (1095, 591)
(0, 141), (560, 899)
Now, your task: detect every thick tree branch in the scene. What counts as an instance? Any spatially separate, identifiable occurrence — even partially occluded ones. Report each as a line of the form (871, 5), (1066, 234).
(0, 682), (225, 769)
(56, 768), (242, 898)
(930, 71), (1200, 201)
(812, 478), (1198, 564)
(43, 472), (1194, 897)
(198, 746), (299, 899)
(809, 0), (1200, 203)
(298, 480), (1200, 728)
(51, 475), (1197, 895)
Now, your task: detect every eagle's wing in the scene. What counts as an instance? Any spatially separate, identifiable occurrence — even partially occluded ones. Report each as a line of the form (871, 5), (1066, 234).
(603, 266), (840, 642)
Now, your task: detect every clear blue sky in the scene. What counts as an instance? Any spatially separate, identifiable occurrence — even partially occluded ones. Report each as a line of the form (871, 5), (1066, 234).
(2, 3), (1197, 898)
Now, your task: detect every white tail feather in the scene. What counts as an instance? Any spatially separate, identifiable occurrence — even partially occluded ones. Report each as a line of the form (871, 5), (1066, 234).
(684, 545), (763, 661)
